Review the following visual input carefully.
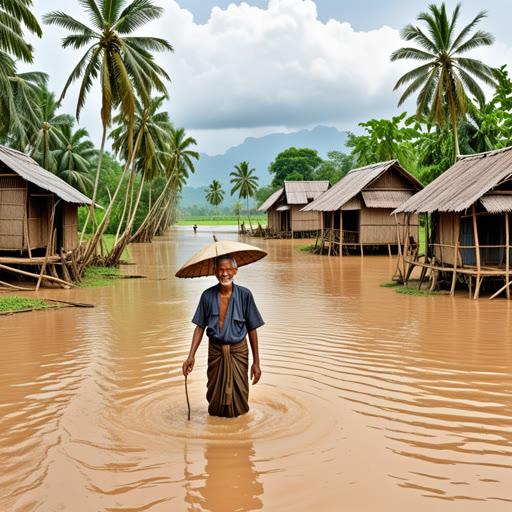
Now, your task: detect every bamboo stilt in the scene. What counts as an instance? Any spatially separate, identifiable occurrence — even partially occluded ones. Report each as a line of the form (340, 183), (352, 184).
(328, 211), (334, 256)
(472, 204), (481, 299)
(450, 215), (460, 296)
(36, 200), (56, 292)
(339, 210), (343, 258)
(506, 213), (510, 300)
(60, 249), (72, 283)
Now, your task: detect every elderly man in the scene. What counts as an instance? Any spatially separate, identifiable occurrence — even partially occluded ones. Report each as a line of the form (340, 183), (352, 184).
(182, 254), (264, 417)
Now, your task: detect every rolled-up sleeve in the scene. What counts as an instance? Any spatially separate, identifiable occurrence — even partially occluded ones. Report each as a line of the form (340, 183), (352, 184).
(192, 292), (208, 328)
(245, 291), (264, 331)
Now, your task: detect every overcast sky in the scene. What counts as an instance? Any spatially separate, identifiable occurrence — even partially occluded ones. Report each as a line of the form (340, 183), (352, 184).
(22, 0), (512, 155)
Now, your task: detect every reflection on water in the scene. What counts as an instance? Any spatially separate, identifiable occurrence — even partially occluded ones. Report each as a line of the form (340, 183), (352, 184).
(184, 442), (263, 512)
(1, 224), (512, 511)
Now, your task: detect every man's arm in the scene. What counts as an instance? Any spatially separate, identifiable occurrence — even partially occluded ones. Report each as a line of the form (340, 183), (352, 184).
(182, 325), (205, 376)
(248, 329), (261, 385)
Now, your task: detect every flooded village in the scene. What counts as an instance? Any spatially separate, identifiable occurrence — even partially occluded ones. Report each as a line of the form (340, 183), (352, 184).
(2, 1), (512, 511)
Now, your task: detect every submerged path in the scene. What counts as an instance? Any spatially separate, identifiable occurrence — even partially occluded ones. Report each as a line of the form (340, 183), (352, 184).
(1, 226), (511, 511)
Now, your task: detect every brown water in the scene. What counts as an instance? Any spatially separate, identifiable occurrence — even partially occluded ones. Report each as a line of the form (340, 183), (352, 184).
(1, 226), (512, 512)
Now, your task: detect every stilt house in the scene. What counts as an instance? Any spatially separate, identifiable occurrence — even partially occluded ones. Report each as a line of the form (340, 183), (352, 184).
(0, 145), (92, 262)
(302, 160), (423, 255)
(258, 181), (331, 238)
(393, 146), (512, 299)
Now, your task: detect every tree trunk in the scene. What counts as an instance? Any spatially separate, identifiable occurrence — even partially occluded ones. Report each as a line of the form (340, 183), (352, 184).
(247, 196), (253, 233)
(80, 124), (107, 244)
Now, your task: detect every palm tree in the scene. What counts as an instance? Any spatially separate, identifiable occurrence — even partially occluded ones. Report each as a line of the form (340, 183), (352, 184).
(0, 62), (48, 146)
(130, 127), (199, 243)
(28, 87), (72, 172)
(54, 122), (97, 194)
(0, 0), (42, 141)
(109, 95), (172, 240)
(230, 161), (259, 232)
(391, 2), (496, 155)
(232, 201), (243, 233)
(43, 0), (174, 239)
(205, 180), (225, 223)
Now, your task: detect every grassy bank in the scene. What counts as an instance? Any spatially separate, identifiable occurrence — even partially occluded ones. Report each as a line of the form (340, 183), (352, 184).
(77, 267), (121, 287)
(379, 282), (444, 296)
(0, 296), (48, 313)
(177, 215), (267, 226)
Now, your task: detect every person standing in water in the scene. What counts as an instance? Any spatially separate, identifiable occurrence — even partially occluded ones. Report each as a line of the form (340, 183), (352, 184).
(193, 224), (197, 234)
(182, 254), (264, 417)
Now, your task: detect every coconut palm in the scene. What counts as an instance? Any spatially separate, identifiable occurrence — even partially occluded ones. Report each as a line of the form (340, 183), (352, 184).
(0, 61), (47, 146)
(109, 95), (172, 237)
(232, 201), (243, 233)
(230, 161), (259, 232)
(54, 122), (97, 194)
(43, 0), (174, 239)
(130, 127), (199, 243)
(391, 2), (496, 155)
(205, 180), (225, 223)
(28, 87), (72, 172)
(0, 1), (42, 140)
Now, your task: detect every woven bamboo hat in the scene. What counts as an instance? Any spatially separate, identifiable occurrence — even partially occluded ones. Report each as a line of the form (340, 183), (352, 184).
(175, 238), (267, 278)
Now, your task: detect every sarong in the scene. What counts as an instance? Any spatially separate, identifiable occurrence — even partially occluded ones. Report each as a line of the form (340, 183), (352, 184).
(207, 339), (249, 418)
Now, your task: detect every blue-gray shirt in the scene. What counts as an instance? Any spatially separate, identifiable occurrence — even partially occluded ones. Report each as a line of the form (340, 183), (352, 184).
(192, 283), (264, 344)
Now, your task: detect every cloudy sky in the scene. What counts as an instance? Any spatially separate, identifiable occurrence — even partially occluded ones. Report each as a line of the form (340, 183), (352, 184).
(23, 0), (512, 154)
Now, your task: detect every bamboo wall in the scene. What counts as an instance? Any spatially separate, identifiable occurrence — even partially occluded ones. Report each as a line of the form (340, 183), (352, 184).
(433, 212), (457, 265)
(290, 205), (321, 231)
(360, 207), (418, 244)
(27, 195), (49, 249)
(268, 209), (280, 232)
(367, 170), (410, 189)
(62, 203), (78, 251)
(0, 175), (25, 250)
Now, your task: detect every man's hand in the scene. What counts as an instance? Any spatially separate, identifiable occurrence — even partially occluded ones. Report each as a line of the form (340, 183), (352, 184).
(250, 363), (261, 385)
(183, 356), (195, 376)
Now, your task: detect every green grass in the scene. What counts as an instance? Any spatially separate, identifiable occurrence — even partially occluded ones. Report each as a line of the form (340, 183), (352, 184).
(77, 267), (121, 288)
(0, 296), (48, 312)
(177, 215), (267, 226)
(298, 244), (315, 252)
(380, 282), (443, 296)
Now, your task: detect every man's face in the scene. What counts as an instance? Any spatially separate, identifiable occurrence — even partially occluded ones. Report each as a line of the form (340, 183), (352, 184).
(214, 259), (238, 286)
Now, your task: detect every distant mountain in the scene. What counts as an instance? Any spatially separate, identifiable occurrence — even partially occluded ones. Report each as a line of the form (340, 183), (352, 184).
(186, 125), (348, 190)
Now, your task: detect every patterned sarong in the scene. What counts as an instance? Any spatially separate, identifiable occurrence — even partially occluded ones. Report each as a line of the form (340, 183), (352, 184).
(207, 338), (249, 418)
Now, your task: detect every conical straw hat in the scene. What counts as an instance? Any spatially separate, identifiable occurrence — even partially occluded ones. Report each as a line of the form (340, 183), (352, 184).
(175, 239), (267, 278)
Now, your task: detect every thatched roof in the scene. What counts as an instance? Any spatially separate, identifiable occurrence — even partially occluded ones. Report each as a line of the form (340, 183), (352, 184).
(258, 188), (284, 212)
(394, 146), (512, 214)
(302, 160), (422, 212)
(257, 181), (330, 212)
(0, 145), (93, 205)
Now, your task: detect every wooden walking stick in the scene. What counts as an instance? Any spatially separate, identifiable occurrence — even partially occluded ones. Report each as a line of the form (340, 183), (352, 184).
(185, 375), (191, 421)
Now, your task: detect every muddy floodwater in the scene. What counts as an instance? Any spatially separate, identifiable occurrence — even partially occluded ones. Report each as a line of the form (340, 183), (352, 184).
(1, 226), (512, 512)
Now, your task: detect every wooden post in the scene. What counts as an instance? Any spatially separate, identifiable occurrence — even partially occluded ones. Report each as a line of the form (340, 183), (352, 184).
(339, 210), (343, 257)
(472, 204), (481, 299)
(328, 211), (334, 256)
(469, 275), (473, 298)
(60, 248), (72, 283)
(388, 244), (391, 257)
(36, 198), (56, 292)
(395, 213), (403, 282)
(506, 212), (510, 300)
(403, 214), (410, 281)
(450, 215), (460, 296)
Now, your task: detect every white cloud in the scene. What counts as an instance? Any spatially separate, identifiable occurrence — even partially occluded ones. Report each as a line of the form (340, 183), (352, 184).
(153, 0), (409, 132)
(22, 0), (511, 155)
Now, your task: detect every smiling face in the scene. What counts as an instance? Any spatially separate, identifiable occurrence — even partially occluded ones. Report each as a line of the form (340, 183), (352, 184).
(214, 258), (238, 287)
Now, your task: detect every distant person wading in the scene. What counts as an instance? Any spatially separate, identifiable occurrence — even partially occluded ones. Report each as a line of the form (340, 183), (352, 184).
(182, 255), (264, 417)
